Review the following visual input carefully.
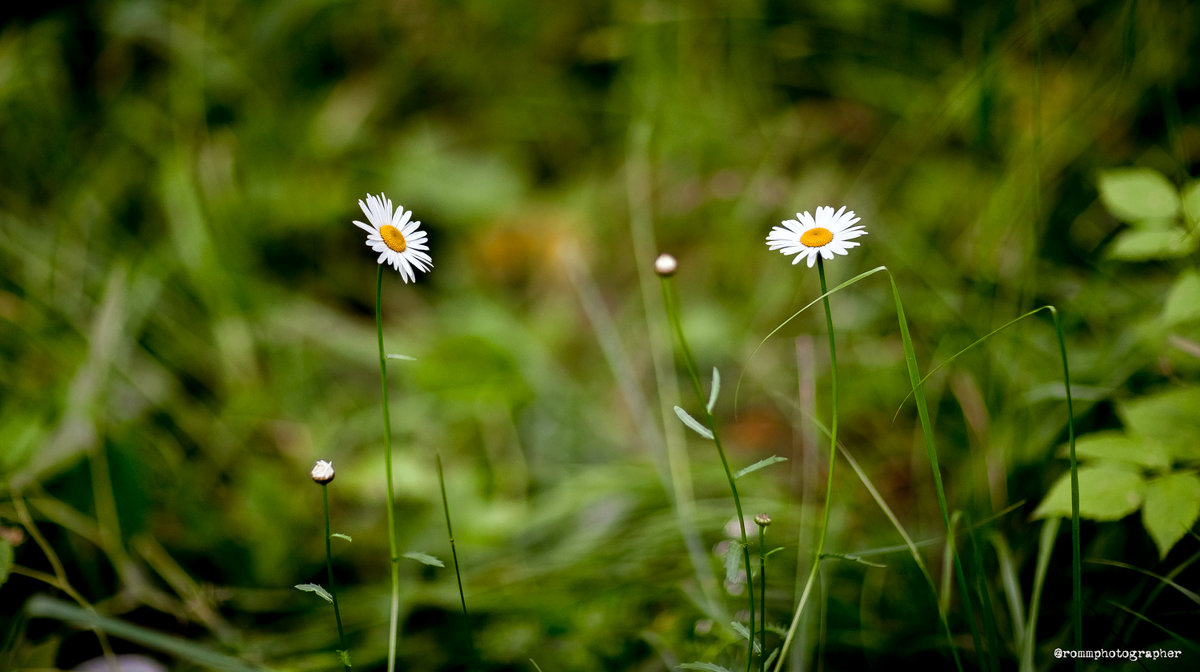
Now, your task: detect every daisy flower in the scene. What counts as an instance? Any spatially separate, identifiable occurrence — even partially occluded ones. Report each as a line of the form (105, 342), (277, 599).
(353, 193), (432, 283)
(766, 205), (866, 268)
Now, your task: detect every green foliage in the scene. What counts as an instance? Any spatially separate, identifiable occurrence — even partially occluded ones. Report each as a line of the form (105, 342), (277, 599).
(295, 582), (334, 603)
(1036, 386), (1200, 557)
(3, 0), (1199, 669)
(1142, 473), (1200, 560)
(678, 663), (733, 672)
(1100, 168), (1200, 260)
(1035, 464), (1144, 521)
(673, 405), (714, 440)
(402, 551), (445, 568)
(1099, 168), (1181, 221)
(733, 456), (788, 480)
(0, 539), (11, 586)
(1163, 271), (1200, 326)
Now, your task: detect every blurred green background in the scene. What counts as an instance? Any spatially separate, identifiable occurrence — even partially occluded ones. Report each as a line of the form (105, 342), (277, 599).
(2, 0), (1199, 670)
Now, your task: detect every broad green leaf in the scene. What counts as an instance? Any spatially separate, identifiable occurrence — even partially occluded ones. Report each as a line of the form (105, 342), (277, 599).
(707, 367), (721, 413)
(678, 664), (732, 672)
(294, 583), (333, 603)
(1183, 180), (1200, 226)
(1106, 228), (1194, 261)
(1098, 168), (1180, 222)
(734, 455), (788, 479)
(1066, 431), (1169, 470)
(402, 551), (444, 567)
(1163, 271), (1200, 326)
(723, 541), (744, 584)
(1120, 387), (1200, 463)
(1034, 465), (1145, 521)
(0, 539), (11, 586)
(1142, 472), (1200, 559)
(674, 406), (713, 440)
(331, 533), (352, 543)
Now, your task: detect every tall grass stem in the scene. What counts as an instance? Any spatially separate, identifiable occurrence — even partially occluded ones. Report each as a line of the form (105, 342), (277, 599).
(1048, 308), (1082, 658)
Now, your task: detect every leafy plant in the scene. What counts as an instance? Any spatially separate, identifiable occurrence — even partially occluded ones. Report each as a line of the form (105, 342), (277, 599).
(1036, 386), (1200, 558)
(1099, 168), (1200, 261)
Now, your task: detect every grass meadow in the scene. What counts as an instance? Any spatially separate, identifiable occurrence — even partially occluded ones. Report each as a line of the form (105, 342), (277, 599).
(2, 1), (1199, 670)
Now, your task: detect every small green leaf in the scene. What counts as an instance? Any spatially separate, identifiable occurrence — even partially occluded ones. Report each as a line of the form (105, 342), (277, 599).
(386, 353), (416, 361)
(723, 542), (744, 584)
(674, 406), (713, 440)
(1106, 228), (1194, 261)
(337, 649), (352, 667)
(0, 539), (12, 586)
(1067, 431), (1169, 470)
(823, 552), (887, 568)
(764, 546), (786, 559)
(1034, 465), (1145, 521)
(729, 621), (762, 653)
(734, 456), (788, 479)
(1120, 386), (1200, 463)
(678, 663), (732, 672)
(295, 583), (333, 603)
(707, 367), (721, 413)
(1182, 180), (1200, 226)
(402, 551), (444, 567)
(1142, 472), (1200, 559)
(331, 533), (352, 543)
(1099, 168), (1180, 222)
(1163, 271), (1200, 326)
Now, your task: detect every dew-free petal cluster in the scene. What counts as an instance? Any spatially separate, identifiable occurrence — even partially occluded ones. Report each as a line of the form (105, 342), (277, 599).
(352, 193), (433, 283)
(766, 205), (867, 268)
(311, 459), (335, 484)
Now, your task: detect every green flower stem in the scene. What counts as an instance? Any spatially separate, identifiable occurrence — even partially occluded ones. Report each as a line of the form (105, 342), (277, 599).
(772, 259), (840, 671)
(659, 275), (756, 672)
(375, 265), (401, 672)
(758, 523), (768, 672)
(322, 484), (351, 671)
(437, 453), (476, 662)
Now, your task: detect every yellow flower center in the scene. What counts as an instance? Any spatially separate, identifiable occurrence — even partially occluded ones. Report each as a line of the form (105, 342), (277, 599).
(380, 225), (407, 252)
(800, 227), (833, 248)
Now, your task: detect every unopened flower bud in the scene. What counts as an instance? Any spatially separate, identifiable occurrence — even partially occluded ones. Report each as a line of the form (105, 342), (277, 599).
(654, 253), (678, 277)
(311, 460), (335, 484)
(754, 513), (772, 527)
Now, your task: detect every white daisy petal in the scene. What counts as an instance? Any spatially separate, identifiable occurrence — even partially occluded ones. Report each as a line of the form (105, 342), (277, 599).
(766, 205), (867, 268)
(353, 192), (432, 284)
